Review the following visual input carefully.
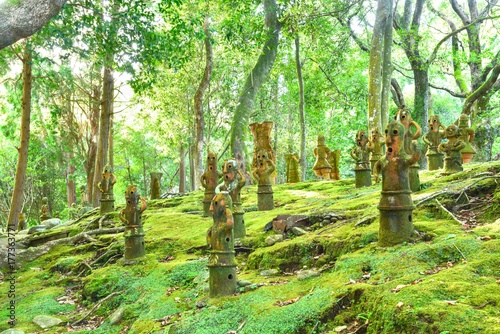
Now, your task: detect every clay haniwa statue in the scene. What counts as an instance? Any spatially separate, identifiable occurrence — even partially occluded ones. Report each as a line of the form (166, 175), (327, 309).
(439, 124), (466, 175)
(252, 150), (276, 210)
(312, 135), (332, 179)
(328, 149), (341, 180)
(350, 130), (371, 188)
(200, 152), (223, 217)
(18, 212), (27, 232)
(457, 113), (476, 163)
(423, 115), (446, 170)
(98, 165), (116, 214)
(206, 191), (237, 297)
(150, 172), (163, 200)
(120, 185), (147, 262)
(216, 158), (246, 238)
(40, 197), (51, 222)
(367, 127), (385, 172)
(285, 153), (300, 183)
(249, 121), (276, 182)
(395, 107), (421, 192)
(374, 120), (421, 246)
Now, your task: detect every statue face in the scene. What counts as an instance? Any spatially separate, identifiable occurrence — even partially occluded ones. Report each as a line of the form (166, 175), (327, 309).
(356, 130), (367, 147)
(317, 135), (325, 145)
(458, 114), (469, 127)
(371, 127), (381, 140)
(446, 124), (460, 138)
(103, 165), (111, 175)
(428, 115), (440, 131)
(207, 152), (217, 165)
(257, 150), (268, 164)
(395, 109), (411, 128)
(125, 185), (140, 204)
(385, 121), (405, 154)
(223, 158), (238, 181)
(211, 193), (229, 218)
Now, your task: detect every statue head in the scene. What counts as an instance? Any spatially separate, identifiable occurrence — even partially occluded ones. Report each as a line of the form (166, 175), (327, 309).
(210, 191), (233, 218)
(445, 124), (461, 138)
(102, 165), (112, 176)
(370, 127), (382, 140)
(207, 152), (217, 170)
(257, 150), (269, 166)
(42, 197), (48, 205)
(18, 212), (24, 220)
(125, 185), (140, 205)
(385, 121), (405, 155)
(355, 130), (368, 147)
(395, 107), (412, 128)
(458, 114), (470, 127)
(222, 158), (238, 182)
(317, 135), (325, 146)
(428, 115), (441, 131)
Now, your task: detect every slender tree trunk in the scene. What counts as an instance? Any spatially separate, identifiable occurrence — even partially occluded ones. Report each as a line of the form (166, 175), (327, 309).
(230, 0), (281, 172)
(109, 106), (114, 171)
(193, 16), (213, 191)
(7, 44), (32, 231)
(66, 151), (76, 208)
(189, 144), (195, 191)
(92, 65), (113, 206)
(294, 35), (307, 180)
(85, 84), (100, 206)
(179, 143), (186, 193)
(380, 0), (393, 132)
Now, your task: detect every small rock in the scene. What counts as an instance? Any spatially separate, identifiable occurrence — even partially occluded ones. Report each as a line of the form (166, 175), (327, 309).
(237, 280), (252, 287)
(297, 269), (320, 280)
(33, 315), (63, 329)
(108, 306), (125, 325)
(265, 234), (283, 246)
(42, 218), (63, 229)
(28, 225), (47, 234)
(322, 219), (330, 224)
(260, 269), (280, 276)
(196, 300), (207, 308)
(291, 227), (307, 236)
(0, 329), (25, 334)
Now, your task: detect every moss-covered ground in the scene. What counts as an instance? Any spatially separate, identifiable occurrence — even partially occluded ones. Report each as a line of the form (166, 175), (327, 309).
(1, 161), (500, 333)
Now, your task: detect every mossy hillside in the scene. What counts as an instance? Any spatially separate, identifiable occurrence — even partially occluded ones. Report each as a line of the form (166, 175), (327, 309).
(1, 161), (499, 333)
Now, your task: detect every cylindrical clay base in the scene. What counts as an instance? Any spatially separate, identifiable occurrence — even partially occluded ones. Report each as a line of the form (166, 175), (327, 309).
(233, 212), (246, 239)
(427, 152), (444, 171)
(100, 199), (115, 215)
(208, 265), (237, 297)
(354, 169), (371, 188)
(409, 165), (420, 193)
(378, 209), (414, 246)
(124, 233), (145, 261)
(257, 185), (274, 211)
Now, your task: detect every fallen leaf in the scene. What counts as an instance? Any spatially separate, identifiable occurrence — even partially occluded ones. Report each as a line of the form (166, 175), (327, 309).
(445, 300), (457, 306)
(396, 302), (404, 308)
(334, 325), (348, 332)
(345, 279), (357, 285)
(274, 296), (300, 307)
(477, 236), (492, 241)
(391, 284), (408, 293)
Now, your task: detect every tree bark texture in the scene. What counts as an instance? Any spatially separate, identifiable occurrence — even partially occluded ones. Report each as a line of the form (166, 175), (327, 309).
(230, 0), (281, 172)
(92, 65), (114, 206)
(85, 84), (100, 206)
(368, 0), (392, 132)
(294, 35), (307, 181)
(7, 44), (32, 231)
(193, 16), (213, 191)
(179, 143), (186, 193)
(66, 151), (76, 208)
(0, 0), (67, 50)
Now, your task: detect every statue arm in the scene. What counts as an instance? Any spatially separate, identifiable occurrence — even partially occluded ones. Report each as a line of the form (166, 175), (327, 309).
(373, 160), (382, 183)
(251, 167), (259, 181)
(467, 128), (475, 142)
(422, 134), (431, 146)
(410, 121), (422, 139)
(366, 140), (374, 152)
(206, 227), (212, 246)
(110, 173), (117, 185)
(407, 141), (421, 165)
(267, 159), (276, 173)
(349, 147), (358, 160)
(139, 196), (147, 213)
(226, 209), (234, 229)
(453, 140), (466, 151)
(200, 173), (207, 188)
(119, 209), (127, 224)
(438, 142), (448, 153)
(237, 170), (246, 187)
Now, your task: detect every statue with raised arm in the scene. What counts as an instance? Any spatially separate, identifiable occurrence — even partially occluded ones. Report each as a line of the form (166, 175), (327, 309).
(98, 165), (116, 214)
(206, 191), (237, 297)
(328, 149), (341, 180)
(373, 120), (421, 246)
(312, 135), (332, 179)
(200, 152), (222, 217)
(252, 150), (276, 210)
(423, 115), (446, 170)
(457, 113), (476, 163)
(350, 130), (371, 188)
(439, 124), (466, 175)
(395, 107), (421, 192)
(120, 185), (147, 262)
(216, 158), (246, 238)
(367, 127), (385, 172)
(285, 153), (301, 183)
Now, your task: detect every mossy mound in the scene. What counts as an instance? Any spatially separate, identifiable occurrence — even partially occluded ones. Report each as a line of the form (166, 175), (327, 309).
(1, 161), (500, 333)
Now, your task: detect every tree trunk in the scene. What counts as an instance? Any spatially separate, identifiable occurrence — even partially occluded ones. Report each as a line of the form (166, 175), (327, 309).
(179, 143), (186, 193)
(230, 0), (281, 172)
(7, 44), (32, 231)
(92, 65), (113, 206)
(66, 152), (76, 208)
(0, 0), (68, 50)
(193, 16), (213, 191)
(368, 0), (392, 132)
(189, 144), (195, 191)
(85, 84), (100, 206)
(294, 35), (307, 181)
